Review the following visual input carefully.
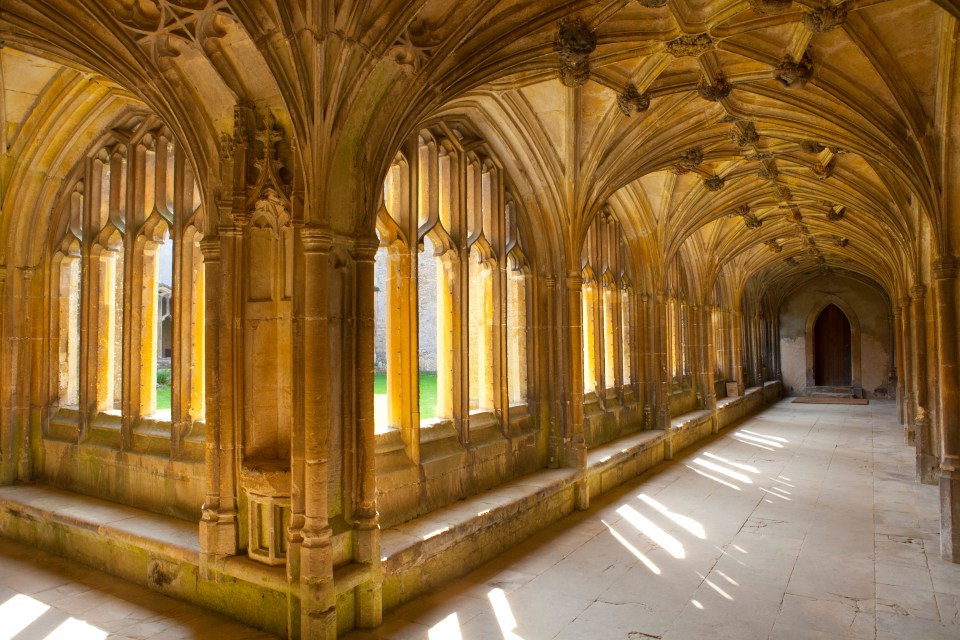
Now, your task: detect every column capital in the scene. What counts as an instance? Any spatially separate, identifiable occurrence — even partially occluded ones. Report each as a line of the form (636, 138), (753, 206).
(910, 284), (926, 300)
(934, 256), (959, 281)
(301, 225), (334, 253)
(350, 234), (380, 261)
(565, 274), (583, 290)
(900, 296), (911, 309)
(199, 236), (221, 261)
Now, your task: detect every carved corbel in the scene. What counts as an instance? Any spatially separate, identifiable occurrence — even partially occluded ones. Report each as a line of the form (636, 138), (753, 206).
(804, 3), (848, 32)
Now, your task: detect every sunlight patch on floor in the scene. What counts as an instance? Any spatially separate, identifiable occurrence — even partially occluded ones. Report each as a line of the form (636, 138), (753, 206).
(617, 504), (685, 559)
(638, 494), (706, 539)
(428, 612), (463, 640)
(602, 519), (661, 575)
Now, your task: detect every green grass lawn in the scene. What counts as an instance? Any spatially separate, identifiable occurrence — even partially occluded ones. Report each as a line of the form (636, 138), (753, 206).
(374, 371), (438, 420)
(156, 384), (171, 411)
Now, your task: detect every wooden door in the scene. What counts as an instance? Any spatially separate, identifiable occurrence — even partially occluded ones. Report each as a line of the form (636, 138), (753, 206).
(814, 304), (852, 386)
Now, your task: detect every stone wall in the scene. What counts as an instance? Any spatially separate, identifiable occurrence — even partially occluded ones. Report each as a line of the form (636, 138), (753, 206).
(779, 274), (894, 397)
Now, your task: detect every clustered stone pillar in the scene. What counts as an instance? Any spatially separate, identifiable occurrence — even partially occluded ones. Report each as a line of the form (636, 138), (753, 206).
(655, 293), (671, 429)
(198, 231), (239, 564)
(900, 297), (915, 442)
(565, 274), (588, 509)
(933, 257), (960, 560)
(299, 227), (336, 638)
(732, 309), (745, 395)
(910, 284), (937, 484)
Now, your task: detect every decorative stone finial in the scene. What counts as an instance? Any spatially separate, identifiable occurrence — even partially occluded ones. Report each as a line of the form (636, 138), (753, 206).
(556, 18), (596, 87)
(617, 84), (651, 115)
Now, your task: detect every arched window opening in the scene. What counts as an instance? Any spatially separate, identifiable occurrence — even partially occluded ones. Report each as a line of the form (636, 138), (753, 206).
(582, 270), (597, 394)
(621, 286), (632, 385)
(507, 250), (528, 405)
(418, 234), (441, 419)
(468, 241), (495, 411)
(54, 242), (81, 407)
(602, 277), (616, 389)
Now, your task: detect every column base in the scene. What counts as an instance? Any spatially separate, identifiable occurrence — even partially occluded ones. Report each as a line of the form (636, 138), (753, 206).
(918, 452), (940, 485)
(941, 470), (960, 562)
(905, 422), (915, 446)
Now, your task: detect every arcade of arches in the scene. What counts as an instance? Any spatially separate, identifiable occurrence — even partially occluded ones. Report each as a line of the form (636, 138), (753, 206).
(0, 0), (958, 637)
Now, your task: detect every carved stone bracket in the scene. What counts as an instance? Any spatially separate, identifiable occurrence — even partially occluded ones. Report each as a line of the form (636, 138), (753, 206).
(556, 18), (597, 87)
(697, 74), (732, 101)
(765, 240), (783, 253)
(833, 235), (849, 248)
(800, 140), (825, 153)
(805, 3), (848, 33)
(617, 84), (651, 115)
(775, 52), (814, 88)
(665, 33), (715, 57)
(729, 204), (762, 230)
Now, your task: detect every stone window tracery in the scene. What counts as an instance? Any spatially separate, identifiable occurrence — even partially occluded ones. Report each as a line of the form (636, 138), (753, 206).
(47, 124), (205, 446)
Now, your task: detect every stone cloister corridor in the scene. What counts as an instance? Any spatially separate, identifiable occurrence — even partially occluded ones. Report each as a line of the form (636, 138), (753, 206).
(1, 400), (958, 639)
(1, 0), (960, 638)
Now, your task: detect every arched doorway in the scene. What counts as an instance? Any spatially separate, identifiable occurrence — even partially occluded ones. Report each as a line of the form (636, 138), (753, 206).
(814, 304), (852, 386)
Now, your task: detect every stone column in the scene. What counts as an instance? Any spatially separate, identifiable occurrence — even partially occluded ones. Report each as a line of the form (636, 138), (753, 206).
(911, 284), (937, 484)
(732, 310), (745, 395)
(893, 305), (905, 424)
(641, 293), (654, 427)
(16, 267), (35, 482)
(352, 238), (383, 626)
(655, 294), (671, 429)
(545, 276), (562, 466)
(198, 232), (239, 561)
(933, 257), (960, 560)
(565, 274), (588, 509)
(702, 305), (717, 410)
(900, 297), (915, 441)
(299, 227), (337, 638)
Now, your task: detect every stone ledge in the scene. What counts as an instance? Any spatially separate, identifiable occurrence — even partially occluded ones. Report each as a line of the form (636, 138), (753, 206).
(0, 484), (288, 636)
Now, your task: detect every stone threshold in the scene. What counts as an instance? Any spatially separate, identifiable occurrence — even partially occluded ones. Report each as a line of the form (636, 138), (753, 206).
(0, 383), (778, 634)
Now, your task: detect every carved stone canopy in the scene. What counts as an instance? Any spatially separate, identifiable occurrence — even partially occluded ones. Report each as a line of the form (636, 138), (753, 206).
(617, 84), (651, 115)
(556, 18), (596, 87)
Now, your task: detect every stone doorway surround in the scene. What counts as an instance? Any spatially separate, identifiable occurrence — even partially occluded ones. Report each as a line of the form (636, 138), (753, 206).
(805, 294), (862, 397)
